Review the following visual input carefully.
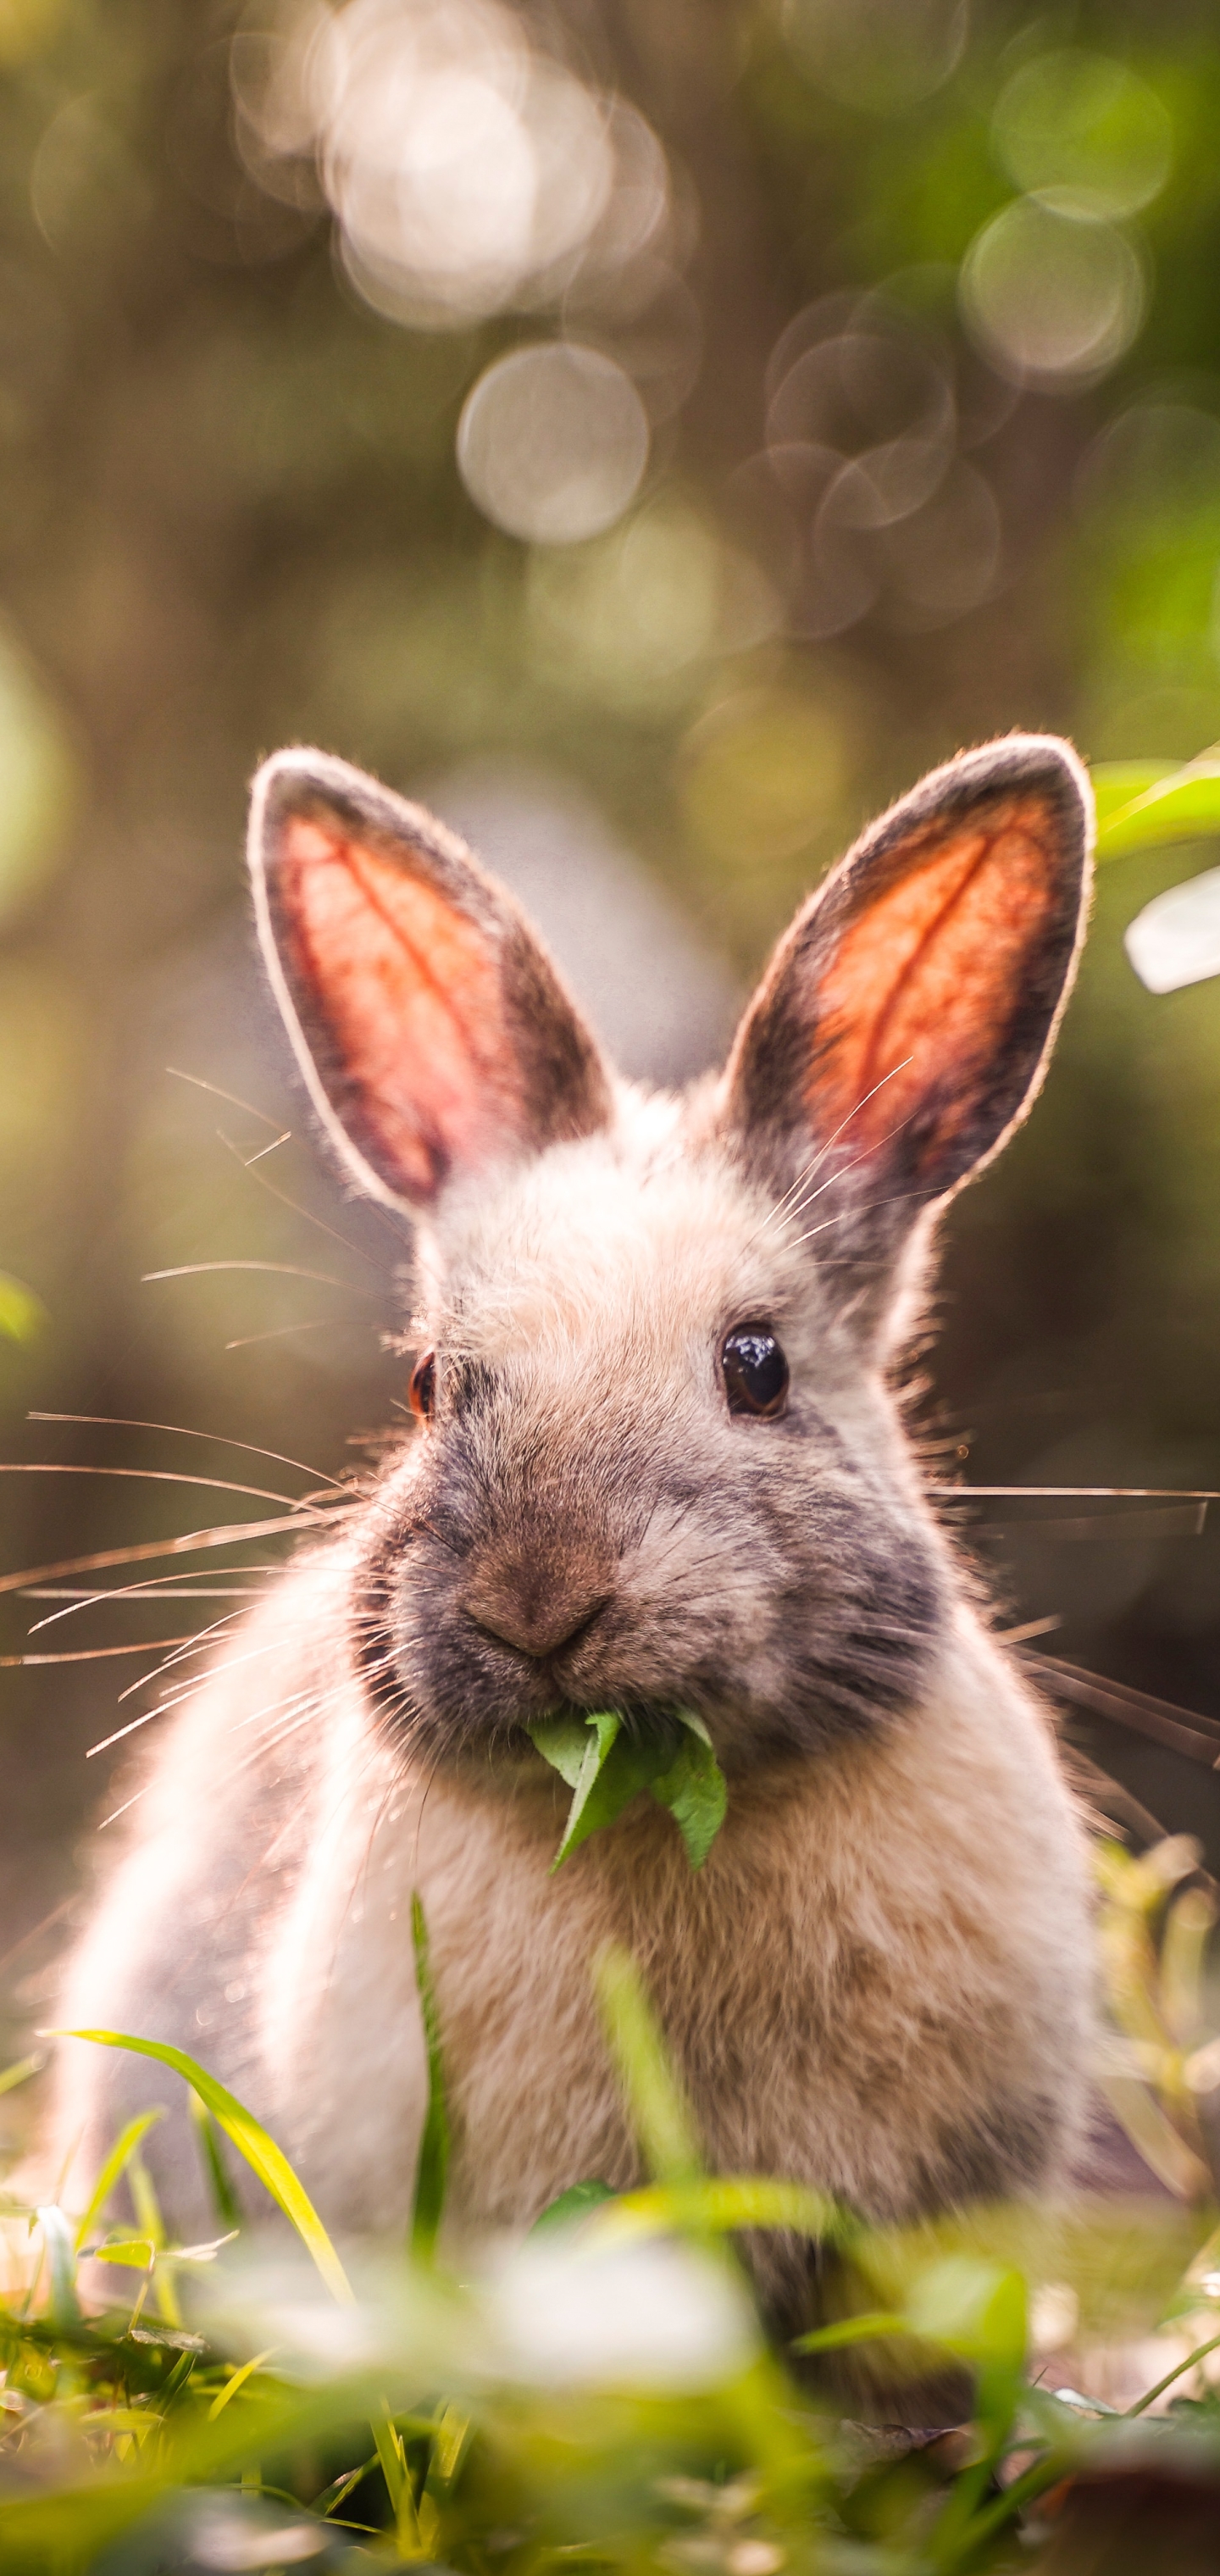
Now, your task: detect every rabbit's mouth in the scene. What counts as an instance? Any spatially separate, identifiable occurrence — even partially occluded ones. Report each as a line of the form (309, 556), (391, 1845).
(352, 1428), (949, 1774)
(354, 1512), (726, 1763)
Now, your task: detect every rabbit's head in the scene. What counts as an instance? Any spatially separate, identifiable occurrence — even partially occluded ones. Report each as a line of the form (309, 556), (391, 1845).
(250, 736), (1091, 1776)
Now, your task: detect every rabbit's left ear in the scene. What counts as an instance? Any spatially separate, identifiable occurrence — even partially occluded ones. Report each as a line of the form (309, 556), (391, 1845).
(250, 750), (613, 1212)
(719, 734), (1093, 1326)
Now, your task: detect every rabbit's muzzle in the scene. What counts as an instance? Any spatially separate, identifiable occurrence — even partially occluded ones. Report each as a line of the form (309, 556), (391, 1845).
(357, 1495), (637, 1755)
(460, 1555), (613, 1664)
(350, 1361), (950, 1774)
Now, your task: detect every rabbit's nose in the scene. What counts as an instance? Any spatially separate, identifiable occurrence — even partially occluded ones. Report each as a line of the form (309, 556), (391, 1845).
(462, 1566), (610, 1663)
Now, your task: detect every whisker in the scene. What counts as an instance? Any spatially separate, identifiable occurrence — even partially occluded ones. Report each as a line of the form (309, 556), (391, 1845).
(217, 1130), (386, 1270)
(225, 1318), (363, 1353)
(98, 1786), (149, 1830)
(161, 1629), (301, 1713)
(777, 1108), (920, 1234)
(743, 1057), (915, 1246)
(165, 1065), (286, 1130)
(412, 1741), (451, 1876)
(250, 1741), (338, 1874)
(86, 1701), (197, 1761)
(113, 1607), (252, 1707)
(25, 1571), (281, 1632)
(0, 1507), (336, 1599)
(228, 1671), (324, 1737)
(238, 1132), (291, 1163)
(142, 1260), (378, 1298)
(28, 1412), (350, 1495)
(0, 1637), (197, 1668)
(0, 1463), (317, 1510)
(92, 1639), (301, 1753)
(787, 1187), (929, 1250)
(930, 1484), (1220, 1502)
(227, 1696), (336, 1781)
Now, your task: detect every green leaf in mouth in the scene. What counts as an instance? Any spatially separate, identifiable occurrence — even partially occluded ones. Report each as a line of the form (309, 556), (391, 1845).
(649, 1713), (728, 1868)
(527, 1708), (727, 1871)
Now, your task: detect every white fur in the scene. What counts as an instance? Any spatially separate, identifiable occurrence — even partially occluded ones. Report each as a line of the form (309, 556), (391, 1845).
(49, 1115), (1094, 2260)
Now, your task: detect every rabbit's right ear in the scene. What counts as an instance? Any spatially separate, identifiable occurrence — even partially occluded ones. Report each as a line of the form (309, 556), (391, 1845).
(718, 734), (1093, 1330)
(249, 751), (613, 1211)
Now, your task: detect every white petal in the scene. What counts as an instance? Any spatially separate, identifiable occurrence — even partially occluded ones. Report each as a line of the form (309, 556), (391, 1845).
(1125, 866), (1220, 992)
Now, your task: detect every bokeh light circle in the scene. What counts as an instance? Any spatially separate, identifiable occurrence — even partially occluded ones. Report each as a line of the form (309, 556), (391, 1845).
(960, 196), (1146, 386)
(781, 0), (968, 114)
(236, 0), (675, 333)
(994, 50), (1173, 219)
(458, 343), (650, 545)
(1076, 402), (1220, 533)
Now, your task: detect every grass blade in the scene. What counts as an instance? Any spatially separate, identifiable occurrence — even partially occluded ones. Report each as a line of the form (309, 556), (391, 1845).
(36, 2204), (82, 2331)
(74, 2107), (166, 2251)
(51, 2029), (352, 2303)
(530, 2179), (617, 2234)
(594, 1945), (702, 2182)
(0, 2050), (44, 2098)
(409, 1895), (450, 2264)
(189, 2086), (241, 2229)
(792, 2310), (908, 2354)
(590, 2174), (852, 2248)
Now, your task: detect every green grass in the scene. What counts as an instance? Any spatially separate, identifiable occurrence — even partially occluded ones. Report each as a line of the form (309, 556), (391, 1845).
(0, 1855), (1216, 2572)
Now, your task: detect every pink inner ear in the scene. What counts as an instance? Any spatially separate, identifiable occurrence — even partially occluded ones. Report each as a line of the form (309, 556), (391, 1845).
(812, 797), (1059, 1168)
(277, 816), (520, 1199)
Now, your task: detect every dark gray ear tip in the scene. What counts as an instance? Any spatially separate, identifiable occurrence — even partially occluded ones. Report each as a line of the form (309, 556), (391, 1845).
(246, 748), (485, 907)
(852, 730), (1095, 897)
(247, 747), (386, 852)
(934, 731), (1094, 841)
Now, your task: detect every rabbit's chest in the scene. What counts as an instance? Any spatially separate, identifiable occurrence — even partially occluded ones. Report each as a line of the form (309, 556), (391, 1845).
(412, 1768), (1072, 2231)
(278, 1703), (1087, 2237)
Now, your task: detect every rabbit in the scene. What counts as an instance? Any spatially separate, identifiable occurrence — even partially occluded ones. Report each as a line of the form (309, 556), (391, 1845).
(45, 729), (1096, 2346)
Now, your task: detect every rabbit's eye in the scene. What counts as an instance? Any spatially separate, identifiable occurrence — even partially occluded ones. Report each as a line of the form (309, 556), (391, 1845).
(721, 1324), (788, 1418)
(409, 1351), (435, 1420)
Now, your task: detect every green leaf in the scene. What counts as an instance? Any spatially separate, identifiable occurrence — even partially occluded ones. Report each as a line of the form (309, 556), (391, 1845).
(530, 1707), (728, 1870)
(652, 1715), (727, 1868)
(52, 2029), (353, 2304)
(913, 2259), (1029, 2551)
(1095, 758), (1220, 858)
(904, 2254), (1027, 2373)
(530, 2178), (618, 2234)
(409, 1892), (450, 2264)
(1090, 759), (1176, 828)
(527, 1711), (595, 1789)
(92, 2236), (155, 2269)
(0, 1271), (44, 1344)
(541, 1710), (670, 1869)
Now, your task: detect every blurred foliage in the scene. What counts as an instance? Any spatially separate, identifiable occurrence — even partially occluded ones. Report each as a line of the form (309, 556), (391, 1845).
(4, 0), (1220, 1932)
(0, 1928), (1219, 2569)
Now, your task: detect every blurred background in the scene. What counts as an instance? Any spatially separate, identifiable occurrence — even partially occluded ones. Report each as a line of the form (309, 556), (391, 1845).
(3, 0), (1220, 1996)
